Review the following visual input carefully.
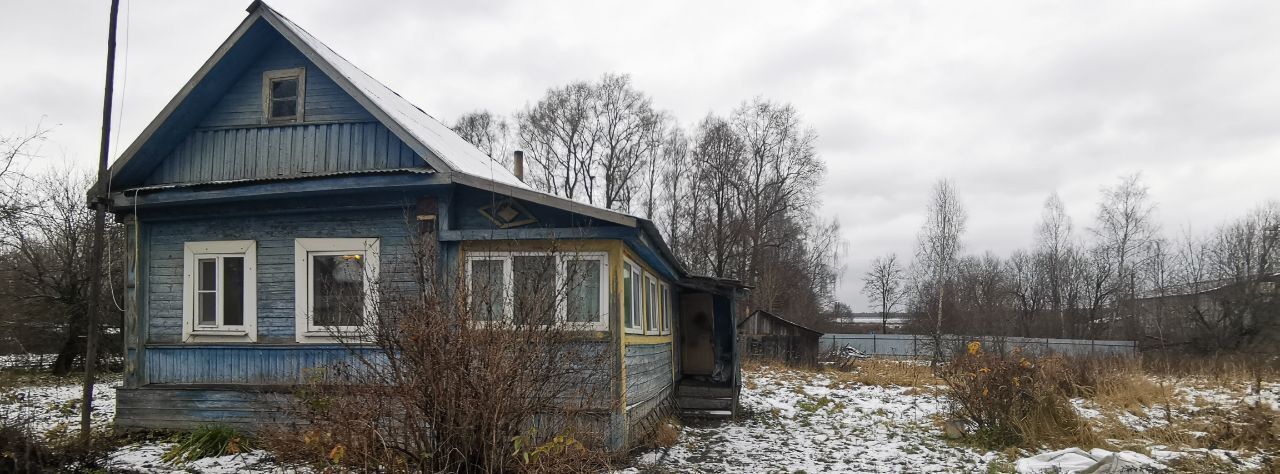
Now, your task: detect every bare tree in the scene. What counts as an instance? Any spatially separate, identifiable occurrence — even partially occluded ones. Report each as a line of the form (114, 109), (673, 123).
(916, 179), (967, 363)
(593, 74), (663, 211)
(1092, 173), (1158, 339)
(0, 168), (119, 375)
(516, 81), (598, 201)
(1006, 250), (1046, 337)
(688, 115), (745, 277)
(0, 127), (46, 220)
(657, 126), (690, 252)
(1035, 193), (1073, 337)
(729, 99), (823, 303)
(452, 110), (513, 167)
(863, 254), (906, 334)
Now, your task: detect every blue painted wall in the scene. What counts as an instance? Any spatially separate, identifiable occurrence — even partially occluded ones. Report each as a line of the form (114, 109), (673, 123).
(145, 345), (377, 385)
(140, 35), (430, 186)
(201, 36), (373, 127)
(625, 343), (673, 406)
(145, 122), (424, 184)
(144, 204), (416, 344)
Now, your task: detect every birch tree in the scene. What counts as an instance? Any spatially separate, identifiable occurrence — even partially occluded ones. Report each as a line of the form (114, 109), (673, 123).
(1035, 193), (1073, 337)
(1092, 174), (1158, 338)
(916, 179), (967, 363)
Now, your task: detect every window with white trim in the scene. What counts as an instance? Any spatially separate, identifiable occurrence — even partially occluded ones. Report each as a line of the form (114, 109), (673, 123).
(623, 259), (643, 334)
(182, 241), (257, 342)
(660, 282), (673, 335)
(644, 273), (659, 334)
(294, 238), (380, 343)
(465, 252), (609, 330)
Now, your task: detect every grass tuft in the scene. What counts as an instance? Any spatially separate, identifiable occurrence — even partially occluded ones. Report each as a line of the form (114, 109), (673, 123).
(161, 425), (252, 465)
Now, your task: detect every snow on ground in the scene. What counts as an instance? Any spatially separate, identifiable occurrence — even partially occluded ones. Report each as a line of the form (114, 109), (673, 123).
(103, 442), (295, 474)
(0, 372), (120, 438)
(628, 367), (999, 473)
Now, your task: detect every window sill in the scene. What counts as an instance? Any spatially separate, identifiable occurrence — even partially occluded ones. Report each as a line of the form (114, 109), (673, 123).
(295, 330), (375, 344)
(189, 329), (249, 336)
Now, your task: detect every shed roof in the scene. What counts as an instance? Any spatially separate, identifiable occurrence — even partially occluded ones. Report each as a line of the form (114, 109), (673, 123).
(739, 310), (824, 336)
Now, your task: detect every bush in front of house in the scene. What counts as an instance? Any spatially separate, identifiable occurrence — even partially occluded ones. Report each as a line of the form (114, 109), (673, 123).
(938, 341), (1097, 449)
(265, 243), (615, 473)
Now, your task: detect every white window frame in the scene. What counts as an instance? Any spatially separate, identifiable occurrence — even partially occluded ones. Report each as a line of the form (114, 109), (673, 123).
(660, 282), (673, 335)
(623, 258), (644, 334)
(294, 238), (380, 343)
(644, 273), (660, 335)
(464, 251), (610, 331)
(182, 240), (257, 343)
(263, 67), (306, 124)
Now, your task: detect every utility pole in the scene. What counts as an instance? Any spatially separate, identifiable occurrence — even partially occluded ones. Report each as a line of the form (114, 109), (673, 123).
(82, 0), (121, 447)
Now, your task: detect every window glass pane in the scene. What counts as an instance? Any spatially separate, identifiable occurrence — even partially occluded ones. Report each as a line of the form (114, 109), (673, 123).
(312, 254), (364, 327)
(223, 257), (244, 326)
(271, 78), (298, 98)
(198, 259), (216, 291)
(646, 278), (657, 330)
(632, 269), (642, 327)
(470, 259), (505, 321)
(566, 259), (601, 323)
(271, 99), (297, 118)
(198, 292), (216, 325)
(623, 263), (633, 328)
(665, 287), (674, 331)
(513, 255), (556, 325)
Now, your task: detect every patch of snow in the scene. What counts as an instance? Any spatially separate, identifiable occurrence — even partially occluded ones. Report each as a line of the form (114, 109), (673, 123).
(1015, 448), (1166, 474)
(630, 368), (995, 473)
(0, 374), (120, 437)
(104, 443), (302, 474)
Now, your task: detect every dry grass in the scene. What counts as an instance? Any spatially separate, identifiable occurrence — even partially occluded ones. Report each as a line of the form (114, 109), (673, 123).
(821, 358), (941, 389)
(650, 418), (680, 449)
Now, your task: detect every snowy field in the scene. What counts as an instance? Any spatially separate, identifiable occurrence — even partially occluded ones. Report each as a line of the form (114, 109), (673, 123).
(628, 364), (1278, 473)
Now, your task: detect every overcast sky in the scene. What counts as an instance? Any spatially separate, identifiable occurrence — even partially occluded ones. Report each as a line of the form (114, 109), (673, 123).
(3, 0), (1278, 311)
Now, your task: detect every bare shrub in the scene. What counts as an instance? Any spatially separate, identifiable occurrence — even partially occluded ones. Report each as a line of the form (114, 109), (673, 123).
(268, 241), (615, 473)
(939, 342), (1097, 448)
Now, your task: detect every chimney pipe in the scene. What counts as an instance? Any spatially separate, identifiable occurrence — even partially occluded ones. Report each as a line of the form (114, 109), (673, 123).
(513, 150), (525, 182)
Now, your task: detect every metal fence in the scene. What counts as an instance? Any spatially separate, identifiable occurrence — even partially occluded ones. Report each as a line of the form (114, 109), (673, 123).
(820, 334), (1137, 359)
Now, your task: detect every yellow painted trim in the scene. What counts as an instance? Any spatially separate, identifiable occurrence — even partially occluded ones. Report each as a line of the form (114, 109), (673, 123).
(620, 245), (674, 346)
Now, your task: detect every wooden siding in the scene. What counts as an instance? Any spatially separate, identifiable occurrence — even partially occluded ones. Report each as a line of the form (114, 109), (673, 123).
(625, 343), (672, 407)
(624, 342), (674, 448)
(145, 345), (376, 385)
(116, 387), (291, 431)
(200, 36), (373, 128)
(144, 206), (415, 344)
(145, 122), (424, 185)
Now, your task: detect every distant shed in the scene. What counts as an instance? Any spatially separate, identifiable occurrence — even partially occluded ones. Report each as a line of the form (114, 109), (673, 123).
(737, 310), (824, 366)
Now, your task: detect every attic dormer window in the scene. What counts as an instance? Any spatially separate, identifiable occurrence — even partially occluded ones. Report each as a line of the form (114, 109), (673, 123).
(263, 68), (305, 123)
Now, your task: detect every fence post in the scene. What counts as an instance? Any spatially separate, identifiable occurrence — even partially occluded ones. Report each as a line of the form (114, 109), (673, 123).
(872, 334), (877, 355)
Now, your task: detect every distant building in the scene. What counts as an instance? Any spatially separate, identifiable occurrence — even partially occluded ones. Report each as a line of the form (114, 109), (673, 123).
(833, 314), (910, 329)
(738, 310), (824, 366)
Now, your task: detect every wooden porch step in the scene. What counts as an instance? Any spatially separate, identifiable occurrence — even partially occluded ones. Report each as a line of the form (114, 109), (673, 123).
(676, 384), (734, 398)
(676, 396), (734, 410)
(680, 409), (733, 419)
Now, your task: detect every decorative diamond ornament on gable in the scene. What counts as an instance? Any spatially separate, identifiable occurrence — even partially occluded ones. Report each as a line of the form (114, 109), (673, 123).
(478, 198), (538, 229)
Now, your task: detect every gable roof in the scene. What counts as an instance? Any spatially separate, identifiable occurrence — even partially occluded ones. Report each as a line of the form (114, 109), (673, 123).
(97, 1), (634, 228)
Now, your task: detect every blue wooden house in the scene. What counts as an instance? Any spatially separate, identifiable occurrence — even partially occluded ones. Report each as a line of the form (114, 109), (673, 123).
(99, 1), (743, 450)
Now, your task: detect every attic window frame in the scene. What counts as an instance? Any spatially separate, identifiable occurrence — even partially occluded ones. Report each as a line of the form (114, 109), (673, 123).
(263, 67), (306, 124)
